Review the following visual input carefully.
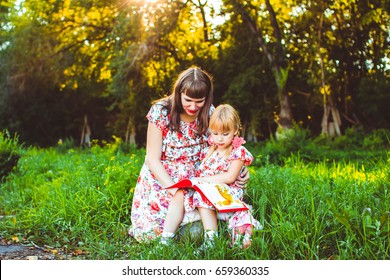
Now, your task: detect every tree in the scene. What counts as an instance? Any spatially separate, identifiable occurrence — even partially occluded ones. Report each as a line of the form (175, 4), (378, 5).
(316, 2), (341, 137)
(1, 0), (128, 145)
(226, 0), (293, 135)
(1, 0), (388, 147)
(214, 12), (276, 140)
(306, 0), (389, 133)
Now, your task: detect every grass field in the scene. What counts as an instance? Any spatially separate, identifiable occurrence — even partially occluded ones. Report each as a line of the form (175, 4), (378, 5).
(0, 131), (389, 260)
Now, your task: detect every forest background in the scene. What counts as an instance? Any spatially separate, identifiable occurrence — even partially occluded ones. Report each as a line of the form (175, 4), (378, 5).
(0, 0), (389, 147)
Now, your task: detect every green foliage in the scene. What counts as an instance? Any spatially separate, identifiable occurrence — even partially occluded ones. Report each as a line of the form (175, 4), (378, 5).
(0, 138), (144, 257)
(0, 130), (21, 181)
(1, 0), (389, 146)
(54, 138), (76, 154)
(357, 74), (390, 129)
(253, 125), (314, 164)
(0, 133), (389, 259)
(246, 155), (389, 260)
(362, 129), (390, 149)
(252, 127), (389, 165)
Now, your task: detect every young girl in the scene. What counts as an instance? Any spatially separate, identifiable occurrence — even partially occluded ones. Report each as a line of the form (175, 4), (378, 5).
(161, 104), (261, 251)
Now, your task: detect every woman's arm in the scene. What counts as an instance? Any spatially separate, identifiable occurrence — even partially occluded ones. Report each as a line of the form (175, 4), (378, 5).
(198, 159), (245, 185)
(144, 122), (177, 194)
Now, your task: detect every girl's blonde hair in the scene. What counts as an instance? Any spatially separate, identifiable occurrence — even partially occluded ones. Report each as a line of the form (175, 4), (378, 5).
(206, 104), (242, 158)
(209, 104), (241, 134)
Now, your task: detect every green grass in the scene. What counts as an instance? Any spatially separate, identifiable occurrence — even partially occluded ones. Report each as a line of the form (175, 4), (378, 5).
(0, 135), (389, 260)
(246, 157), (389, 259)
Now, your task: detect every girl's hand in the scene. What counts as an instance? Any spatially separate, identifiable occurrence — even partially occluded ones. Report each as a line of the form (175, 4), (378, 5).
(236, 166), (250, 188)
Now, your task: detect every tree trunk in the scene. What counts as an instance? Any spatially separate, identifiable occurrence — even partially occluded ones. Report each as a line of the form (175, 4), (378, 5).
(80, 114), (91, 147)
(230, 0), (293, 132)
(274, 66), (292, 129)
(125, 117), (136, 145)
(317, 7), (342, 136)
(321, 98), (342, 136)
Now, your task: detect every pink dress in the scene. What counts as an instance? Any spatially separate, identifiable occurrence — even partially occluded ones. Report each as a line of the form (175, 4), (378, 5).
(129, 102), (210, 242)
(184, 145), (262, 234)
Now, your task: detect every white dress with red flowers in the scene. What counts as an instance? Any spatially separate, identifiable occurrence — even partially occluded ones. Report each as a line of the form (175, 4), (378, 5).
(129, 102), (209, 242)
(184, 144), (262, 236)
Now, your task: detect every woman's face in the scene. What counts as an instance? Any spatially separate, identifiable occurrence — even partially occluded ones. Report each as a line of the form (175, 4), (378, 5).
(181, 93), (206, 118)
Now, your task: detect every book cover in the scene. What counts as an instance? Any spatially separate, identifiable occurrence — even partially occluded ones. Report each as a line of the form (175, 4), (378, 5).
(167, 179), (249, 213)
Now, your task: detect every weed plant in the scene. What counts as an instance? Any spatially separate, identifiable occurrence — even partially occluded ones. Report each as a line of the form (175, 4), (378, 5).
(0, 130), (22, 181)
(0, 131), (389, 260)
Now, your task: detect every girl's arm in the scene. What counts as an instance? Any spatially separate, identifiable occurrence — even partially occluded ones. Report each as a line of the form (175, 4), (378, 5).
(199, 159), (245, 185)
(144, 122), (177, 194)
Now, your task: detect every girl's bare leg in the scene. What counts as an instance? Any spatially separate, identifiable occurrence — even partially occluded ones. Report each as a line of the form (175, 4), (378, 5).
(198, 207), (218, 231)
(194, 207), (218, 255)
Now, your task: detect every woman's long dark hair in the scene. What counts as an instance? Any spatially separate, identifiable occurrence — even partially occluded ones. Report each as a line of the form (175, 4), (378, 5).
(153, 67), (214, 135)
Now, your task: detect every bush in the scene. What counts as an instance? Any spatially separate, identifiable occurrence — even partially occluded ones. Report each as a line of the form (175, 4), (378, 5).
(54, 137), (76, 153)
(0, 130), (22, 181)
(254, 125), (313, 165)
(251, 127), (389, 166)
(363, 129), (389, 149)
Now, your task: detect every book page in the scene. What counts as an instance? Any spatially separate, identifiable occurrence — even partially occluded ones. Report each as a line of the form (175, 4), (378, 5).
(190, 179), (247, 211)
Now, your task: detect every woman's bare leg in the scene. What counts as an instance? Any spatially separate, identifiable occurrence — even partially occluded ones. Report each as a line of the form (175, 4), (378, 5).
(162, 189), (184, 235)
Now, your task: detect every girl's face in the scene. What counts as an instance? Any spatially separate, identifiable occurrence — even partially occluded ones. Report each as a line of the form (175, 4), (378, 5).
(210, 129), (235, 150)
(181, 93), (206, 119)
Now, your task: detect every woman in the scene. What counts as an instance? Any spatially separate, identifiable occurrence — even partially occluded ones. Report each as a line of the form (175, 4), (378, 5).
(129, 67), (248, 242)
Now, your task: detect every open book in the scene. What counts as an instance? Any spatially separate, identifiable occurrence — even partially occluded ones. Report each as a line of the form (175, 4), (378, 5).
(167, 179), (249, 213)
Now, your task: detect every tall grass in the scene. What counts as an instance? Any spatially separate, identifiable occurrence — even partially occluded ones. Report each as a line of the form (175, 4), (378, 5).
(0, 130), (22, 181)
(246, 155), (389, 259)
(0, 132), (389, 260)
(0, 137), (143, 258)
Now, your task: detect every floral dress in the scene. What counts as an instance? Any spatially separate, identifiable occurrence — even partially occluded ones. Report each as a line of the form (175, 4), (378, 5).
(129, 102), (210, 242)
(183, 144), (263, 243)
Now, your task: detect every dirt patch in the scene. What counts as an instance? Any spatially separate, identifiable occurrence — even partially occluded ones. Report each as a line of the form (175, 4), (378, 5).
(0, 236), (80, 260)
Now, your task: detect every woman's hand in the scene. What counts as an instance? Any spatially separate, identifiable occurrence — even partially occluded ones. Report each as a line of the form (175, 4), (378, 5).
(236, 166), (250, 188)
(166, 187), (178, 196)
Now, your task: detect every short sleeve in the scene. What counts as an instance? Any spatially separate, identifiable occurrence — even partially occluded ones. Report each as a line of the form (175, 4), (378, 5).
(230, 146), (254, 166)
(146, 102), (169, 131)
